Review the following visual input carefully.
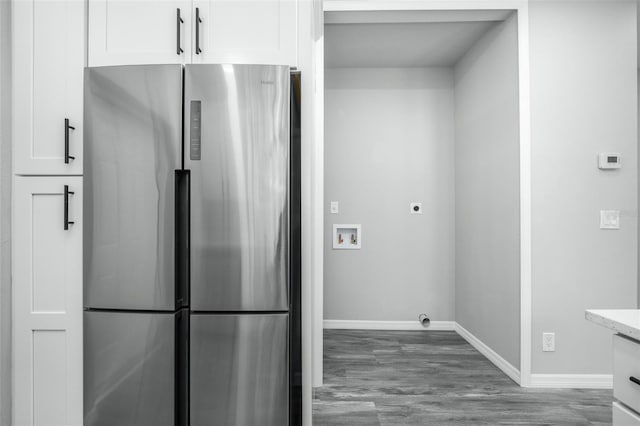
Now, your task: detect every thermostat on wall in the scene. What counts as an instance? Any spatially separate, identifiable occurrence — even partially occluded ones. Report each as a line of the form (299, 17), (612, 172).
(598, 153), (621, 169)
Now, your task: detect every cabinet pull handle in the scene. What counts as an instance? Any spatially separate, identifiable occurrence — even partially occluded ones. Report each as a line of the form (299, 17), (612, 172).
(630, 376), (640, 387)
(176, 8), (184, 55)
(64, 118), (75, 164)
(195, 7), (202, 54)
(64, 185), (75, 230)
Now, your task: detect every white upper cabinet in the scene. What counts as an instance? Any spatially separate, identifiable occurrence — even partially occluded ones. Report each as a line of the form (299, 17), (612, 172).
(191, 0), (297, 66)
(88, 0), (192, 66)
(13, 0), (84, 175)
(88, 0), (297, 67)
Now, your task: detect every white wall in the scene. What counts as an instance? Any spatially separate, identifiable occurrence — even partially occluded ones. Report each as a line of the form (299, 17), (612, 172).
(529, 0), (638, 374)
(454, 14), (520, 369)
(323, 67), (455, 322)
(0, 0), (10, 422)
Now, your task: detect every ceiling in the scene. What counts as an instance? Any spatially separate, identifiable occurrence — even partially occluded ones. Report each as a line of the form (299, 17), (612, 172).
(325, 21), (501, 68)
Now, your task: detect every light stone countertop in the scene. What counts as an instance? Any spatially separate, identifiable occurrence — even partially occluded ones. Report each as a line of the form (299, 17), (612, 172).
(586, 309), (640, 341)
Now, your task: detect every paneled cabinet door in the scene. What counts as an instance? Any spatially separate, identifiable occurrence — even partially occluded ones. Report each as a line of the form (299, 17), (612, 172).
(88, 0), (192, 66)
(13, 177), (83, 426)
(13, 0), (84, 175)
(191, 0), (297, 66)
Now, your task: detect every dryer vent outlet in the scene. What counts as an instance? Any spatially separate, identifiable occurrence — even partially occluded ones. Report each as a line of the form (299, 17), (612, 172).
(418, 314), (430, 327)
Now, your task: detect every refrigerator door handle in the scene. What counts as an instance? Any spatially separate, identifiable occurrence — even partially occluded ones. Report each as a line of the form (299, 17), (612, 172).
(64, 118), (75, 164)
(176, 8), (184, 55)
(175, 170), (190, 308)
(195, 8), (202, 55)
(64, 184), (75, 230)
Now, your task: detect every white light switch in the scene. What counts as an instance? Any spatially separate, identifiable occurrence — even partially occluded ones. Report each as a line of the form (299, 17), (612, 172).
(542, 332), (555, 352)
(600, 210), (620, 229)
(330, 201), (339, 214)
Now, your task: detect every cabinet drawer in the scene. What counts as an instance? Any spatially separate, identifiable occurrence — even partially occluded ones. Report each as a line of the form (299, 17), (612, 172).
(614, 334), (640, 413)
(613, 401), (640, 425)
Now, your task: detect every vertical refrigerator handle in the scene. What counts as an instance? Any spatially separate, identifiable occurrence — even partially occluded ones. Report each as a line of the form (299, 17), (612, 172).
(175, 170), (190, 308)
(64, 185), (75, 230)
(195, 8), (202, 54)
(176, 8), (184, 55)
(64, 118), (75, 164)
(174, 171), (190, 426)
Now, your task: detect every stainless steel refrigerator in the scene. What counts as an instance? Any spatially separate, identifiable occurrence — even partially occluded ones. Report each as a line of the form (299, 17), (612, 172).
(83, 64), (302, 426)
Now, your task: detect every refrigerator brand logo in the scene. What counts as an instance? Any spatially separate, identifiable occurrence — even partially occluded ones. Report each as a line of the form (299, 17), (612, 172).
(261, 80), (275, 85)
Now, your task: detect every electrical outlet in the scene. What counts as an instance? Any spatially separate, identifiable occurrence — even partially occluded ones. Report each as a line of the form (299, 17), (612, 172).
(330, 201), (339, 214)
(542, 332), (555, 352)
(600, 210), (620, 229)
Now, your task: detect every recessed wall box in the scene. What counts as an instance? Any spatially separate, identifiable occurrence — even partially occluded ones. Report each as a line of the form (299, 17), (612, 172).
(332, 224), (361, 250)
(598, 153), (621, 169)
(410, 202), (422, 214)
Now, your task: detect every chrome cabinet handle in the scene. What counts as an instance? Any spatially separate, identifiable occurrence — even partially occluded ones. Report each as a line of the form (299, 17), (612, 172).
(64, 118), (75, 164)
(176, 8), (184, 55)
(195, 7), (202, 54)
(64, 185), (75, 230)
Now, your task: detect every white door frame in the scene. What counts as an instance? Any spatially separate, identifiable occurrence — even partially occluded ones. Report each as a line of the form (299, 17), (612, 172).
(312, 0), (532, 388)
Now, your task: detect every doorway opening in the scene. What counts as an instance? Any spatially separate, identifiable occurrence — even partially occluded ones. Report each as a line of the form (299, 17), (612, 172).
(318, 8), (526, 416)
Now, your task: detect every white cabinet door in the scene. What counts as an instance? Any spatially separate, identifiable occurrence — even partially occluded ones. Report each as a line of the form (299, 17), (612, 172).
(13, 0), (84, 175)
(13, 177), (83, 426)
(192, 0), (297, 66)
(88, 0), (192, 66)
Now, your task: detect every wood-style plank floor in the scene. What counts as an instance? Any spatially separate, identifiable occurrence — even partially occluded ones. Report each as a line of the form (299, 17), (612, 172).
(313, 330), (612, 425)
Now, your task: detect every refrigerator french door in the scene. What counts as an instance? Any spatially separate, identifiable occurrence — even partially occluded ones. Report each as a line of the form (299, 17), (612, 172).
(84, 64), (302, 426)
(84, 65), (182, 426)
(185, 64), (290, 425)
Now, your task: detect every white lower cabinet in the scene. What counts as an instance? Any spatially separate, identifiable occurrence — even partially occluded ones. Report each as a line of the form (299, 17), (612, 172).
(13, 176), (83, 426)
(614, 334), (640, 425)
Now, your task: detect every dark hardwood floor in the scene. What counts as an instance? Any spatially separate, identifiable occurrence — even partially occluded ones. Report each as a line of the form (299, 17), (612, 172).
(313, 330), (612, 425)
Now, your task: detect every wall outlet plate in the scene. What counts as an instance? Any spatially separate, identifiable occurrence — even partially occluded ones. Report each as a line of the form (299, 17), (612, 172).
(410, 202), (422, 215)
(600, 210), (620, 229)
(330, 201), (339, 214)
(542, 332), (555, 352)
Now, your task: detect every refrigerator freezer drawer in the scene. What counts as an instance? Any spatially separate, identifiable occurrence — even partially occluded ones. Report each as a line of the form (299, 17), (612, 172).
(84, 65), (182, 311)
(84, 311), (175, 426)
(185, 64), (290, 311)
(190, 313), (288, 426)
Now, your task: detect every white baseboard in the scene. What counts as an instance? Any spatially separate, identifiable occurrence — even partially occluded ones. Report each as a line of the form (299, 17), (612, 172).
(529, 374), (612, 389)
(454, 323), (521, 385)
(322, 319), (456, 331)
